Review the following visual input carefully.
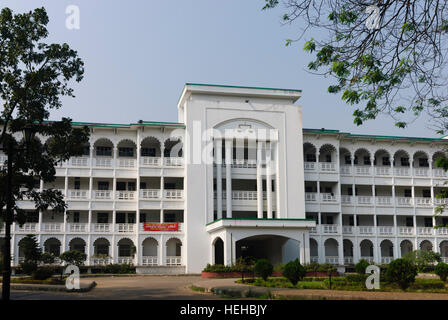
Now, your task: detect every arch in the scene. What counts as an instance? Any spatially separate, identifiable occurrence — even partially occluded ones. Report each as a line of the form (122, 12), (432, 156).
(420, 240), (433, 252)
(318, 144), (337, 163)
(440, 241), (448, 257)
(374, 149), (391, 166)
(93, 237), (110, 256)
(413, 150), (429, 168)
(214, 118), (274, 130)
(117, 238), (135, 257)
(393, 149), (410, 166)
(380, 239), (394, 258)
(324, 238), (339, 257)
(303, 142), (317, 162)
(343, 239), (354, 257)
(360, 239), (374, 258)
(69, 237), (86, 253)
(339, 147), (351, 164)
(310, 238), (318, 258)
(164, 138), (183, 158)
(400, 240), (413, 257)
(142, 237), (158, 257)
(141, 136), (162, 157)
(44, 238), (62, 256)
(93, 137), (114, 148)
(354, 148), (371, 165)
(166, 237), (182, 257)
(212, 237), (224, 265)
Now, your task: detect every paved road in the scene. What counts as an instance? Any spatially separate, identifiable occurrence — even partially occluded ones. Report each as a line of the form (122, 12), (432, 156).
(10, 275), (222, 300)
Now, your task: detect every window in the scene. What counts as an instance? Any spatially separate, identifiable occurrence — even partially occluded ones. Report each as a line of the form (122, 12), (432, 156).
(128, 182), (136, 191)
(26, 211), (39, 223)
(382, 157), (390, 166)
(119, 245), (131, 257)
(422, 189), (431, 198)
(363, 156), (371, 165)
(424, 217), (432, 227)
(326, 216), (334, 224)
(305, 186), (313, 193)
(164, 183), (176, 190)
(73, 212), (80, 223)
(344, 155), (351, 165)
(74, 178), (80, 190)
(82, 146), (90, 156)
(347, 187), (353, 196)
(406, 217), (413, 227)
(306, 154), (316, 162)
(141, 148), (156, 157)
(96, 245), (109, 255)
(116, 212), (126, 224)
(119, 147), (134, 157)
(140, 182), (147, 189)
(96, 146), (112, 157)
(401, 157), (410, 166)
(354, 156), (358, 165)
(140, 213), (146, 223)
(97, 212), (109, 224)
(128, 212), (136, 224)
(98, 181), (109, 190)
(419, 158), (429, 167)
(164, 213), (176, 222)
(325, 154), (332, 163)
(404, 189), (412, 197)
(349, 216), (354, 226)
(116, 182), (126, 191)
(443, 218), (448, 226)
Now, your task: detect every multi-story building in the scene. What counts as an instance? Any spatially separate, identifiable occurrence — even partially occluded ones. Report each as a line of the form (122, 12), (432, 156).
(1, 83), (448, 274)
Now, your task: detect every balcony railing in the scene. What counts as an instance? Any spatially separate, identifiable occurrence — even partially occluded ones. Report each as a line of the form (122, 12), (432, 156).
(92, 223), (112, 233)
(41, 223), (63, 232)
(141, 156), (161, 166)
(16, 223), (38, 232)
(437, 228), (448, 235)
(68, 189), (89, 199)
(319, 162), (337, 172)
(116, 191), (136, 200)
(325, 256), (339, 264)
(394, 167), (410, 176)
(376, 196), (392, 205)
(90, 257), (112, 265)
(321, 193), (337, 202)
(231, 159), (257, 169)
(164, 157), (183, 167)
(414, 168), (429, 177)
(342, 226), (353, 234)
(118, 257), (134, 264)
(322, 224), (339, 234)
(232, 191), (257, 200)
(377, 226), (394, 235)
(166, 256), (182, 266)
(381, 257), (394, 264)
(67, 223), (88, 232)
(417, 227), (434, 235)
(164, 189), (183, 199)
(354, 166), (371, 175)
(358, 226), (374, 235)
(140, 189), (161, 199)
(116, 224), (134, 233)
(344, 257), (354, 264)
(356, 196), (372, 205)
(94, 157), (113, 167)
(69, 157), (89, 167)
(304, 162), (316, 171)
(414, 197), (432, 207)
(305, 193), (317, 202)
(375, 167), (391, 176)
(360, 256), (374, 263)
(396, 197), (412, 206)
(142, 256), (158, 266)
(117, 158), (136, 168)
(398, 227), (415, 235)
(94, 190), (112, 200)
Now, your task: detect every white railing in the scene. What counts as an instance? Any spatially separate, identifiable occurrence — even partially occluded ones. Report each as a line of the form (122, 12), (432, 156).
(304, 162), (316, 171)
(433, 168), (448, 177)
(141, 157), (161, 166)
(116, 224), (134, 233)
(322, 224), (339, 234)
(95, 157), (113, 167)
(417, 227), (434, 235)
(16, 223), (38, 232)
(305, 193), (317, 202)
(232, 191), (257, 200)
(357, 196), (372, 205)
(375, 167), (391, 176)
(325, 256), (339, 264)
(166, 256), (182, 266)
(360, 256), (374, 263)
(358, 226), (374, 235)
(342, 226), (353, 234)
(414, 168), (429, 177)
(140, 189), (161, 199)
(437, 228), (448, 235)
(377, 226), (394, 235)
(341, 195), (352, 204)
(164, 189), (183, 199)
(310, 256), (319, 263)
(435, 198), (448, 205)
(164, 157), (183, 167)
(92, 223), (111, 233)
(70, 157), (89, 167)
(414, 197), (432, 207)
(67, 223), (88, 232)
(321, 193), (337, 202)
(355, 166), (371, 175)
(344, 257), (354, 264)
(376, 196), (392, 205)
(396, 197), (412, 206)
(340, 166), (351, 175)
(310, 226), (317, 233)
(91, 257), (112, 265)
(116, 191), (136, 200)
(319, 162), (336, 172)
(94, 190), (112, 200)
(118, 257), (134, 264)
(442, 257), (448, 263)
(381, 257), (394, 264)
(41, 223), (63, 232)
(142, 256), (158, 266)
(117, 158), (136, 168)
(231, 159), (257, 168)
(68, 189), (89, 199)
(399, 227), (414, 235)
(394, 167), (410, 176)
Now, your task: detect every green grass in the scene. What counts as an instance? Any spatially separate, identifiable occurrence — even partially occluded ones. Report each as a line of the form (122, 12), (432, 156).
(189, 285), (206, 293)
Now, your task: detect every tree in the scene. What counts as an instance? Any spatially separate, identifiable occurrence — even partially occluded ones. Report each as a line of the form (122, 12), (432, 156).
(18, 234), (42, 275)
(402, 249), (441, 272)
(262, 1), (448, 133)
(435, 262), (448, 282)
(385, 258), (417, 290)
(254, 258), (273, 281)
(282, 259), (306, 285)
(0, 7), (89, 300)
(59, 250), (87, 267)
(354, 259), (370, 275)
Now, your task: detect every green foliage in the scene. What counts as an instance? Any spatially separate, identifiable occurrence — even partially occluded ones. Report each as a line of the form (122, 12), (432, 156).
(435, 262), (448, 282)
(385, 258), (417, 290)
(20, 261), (38, 275)
(40, 252), (56, 265)
(402, 250), (441, 272)
(59, 250), (87, 267)
(19, 235), (41, 264)
(345, 273), (368, 283)
(32, 266), (55, 280)
(104, 264), (135, 274)
(304, 262), (337, 273)
(254, 259), (273, 281)
(282, 259), (306, 285)
(354, 259), (370, 274)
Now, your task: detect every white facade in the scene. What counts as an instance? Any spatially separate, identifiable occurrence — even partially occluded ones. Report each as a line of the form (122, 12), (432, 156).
(1, 83), (448, 273)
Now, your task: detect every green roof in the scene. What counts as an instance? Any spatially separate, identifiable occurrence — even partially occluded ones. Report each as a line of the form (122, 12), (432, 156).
(185, 83), (302, 92)
(303, 128), (448, 142)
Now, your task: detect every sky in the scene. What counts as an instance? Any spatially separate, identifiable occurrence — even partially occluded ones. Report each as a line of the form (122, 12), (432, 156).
(1, 0), (438, 138)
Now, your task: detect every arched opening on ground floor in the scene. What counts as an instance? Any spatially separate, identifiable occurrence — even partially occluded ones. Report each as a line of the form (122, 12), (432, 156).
(166, 238), (182, 266)
(93, 238), (110, 256)
(400, 240), (413, 257)
(343, 239), (353, 264)
(310, 238), (318, 262)
(44, 238), (61, 256)
(69, 238), (86, 253)
(324, 238), (339, 264)
(142, 237), (158, 266)
(360, 239), (374, 260)
(236, 235), (299, 266)
(213, 237), (224, 265)
(420, 240), (433, 252)
(380, 240), (394, 263)
(440, 241), (448, 259)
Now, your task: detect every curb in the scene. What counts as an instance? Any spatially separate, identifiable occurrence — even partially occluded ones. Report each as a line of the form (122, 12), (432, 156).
(9, 281), (97, 293)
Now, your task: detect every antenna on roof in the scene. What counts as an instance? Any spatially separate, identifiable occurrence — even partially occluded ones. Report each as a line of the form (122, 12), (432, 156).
(138, 120), (143, 124)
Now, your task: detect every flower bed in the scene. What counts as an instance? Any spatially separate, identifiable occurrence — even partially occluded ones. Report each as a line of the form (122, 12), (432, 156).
(201, 271), (338, 278)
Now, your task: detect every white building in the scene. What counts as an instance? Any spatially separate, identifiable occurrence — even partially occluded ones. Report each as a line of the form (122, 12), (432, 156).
(2, 83), (448, 274)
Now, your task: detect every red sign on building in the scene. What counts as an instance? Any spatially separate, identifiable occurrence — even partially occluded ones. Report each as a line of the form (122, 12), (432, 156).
(143, 222), (179, 232)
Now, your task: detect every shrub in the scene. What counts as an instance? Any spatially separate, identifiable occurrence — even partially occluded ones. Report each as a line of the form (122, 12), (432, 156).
(254, 259), (273, 281)
(354, 259), (370, 274)
(304, 262), (320, 273)
(409, 278), (446, 290)
(435, 262), (448, 282)
(403, 250), (441, 273)
(20, 261), (38, 275)
(385, 258), (417, 290)
(282, 259), (306, 285)
(273, 263), (285, 273)
(59, 250), (87, 267)
(32, 267), (55, 280)
(104, 263), (135, 274)
(19, 235), (42, 264)
(345, 273), (368, 283)
(40, 252), (56, 265)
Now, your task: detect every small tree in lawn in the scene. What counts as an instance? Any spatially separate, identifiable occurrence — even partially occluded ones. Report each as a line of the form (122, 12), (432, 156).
(435, 262), (448, 282)
(403, 250), (441, 273)
(385, 258), (417, 290)
(282, 259), (306, 286)
(40, 252), (56, 265)
(18, 234), (42, 275)
(254, 259), (273, 281)
(59, 250), (87, 267)
(354, 259), (370, 275)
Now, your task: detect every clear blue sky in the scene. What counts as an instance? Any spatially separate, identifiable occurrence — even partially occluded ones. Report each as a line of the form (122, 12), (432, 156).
(2, 0), (437, 137)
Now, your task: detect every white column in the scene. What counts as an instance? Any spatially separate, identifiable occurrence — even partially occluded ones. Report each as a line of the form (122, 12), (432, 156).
(256, 141), (263, 219)
(266, 142), (273, 219)
(225, 139), (232, 218)
(215, 139), (223, 219)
